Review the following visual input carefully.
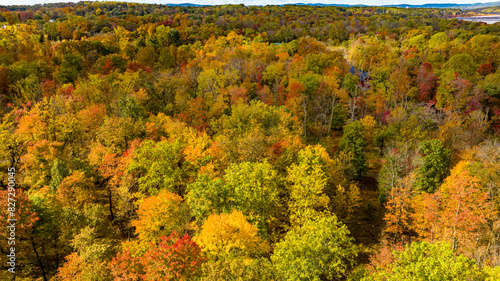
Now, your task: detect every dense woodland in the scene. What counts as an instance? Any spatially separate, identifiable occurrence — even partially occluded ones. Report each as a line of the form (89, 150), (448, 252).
(0, 2), (500, 280)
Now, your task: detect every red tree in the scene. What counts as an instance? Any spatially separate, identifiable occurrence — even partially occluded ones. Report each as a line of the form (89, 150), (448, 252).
(416, 62), (438, 102)
(109, 250), (144, 281)
(110, 231), (206, 281)
(141, 231), (206, 280)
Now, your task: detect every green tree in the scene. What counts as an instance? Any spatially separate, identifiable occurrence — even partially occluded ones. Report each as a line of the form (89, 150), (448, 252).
(416, 139), (452, 193)
(127, 139), (185, 196)
(329, 21), (348, 43)
(57, 227), (115, 281)
(186, 161), (279, 234)
(200, 254), (276, 281)
(211, 100), (300, 163)
(366, 241), (484, 281)
(56, 53), (84, 84)
(428, 32), (450, 49)
(56, 204), (119, 281)
(338, 121), (367, 180)
(444, 53), (477, 80)
(135, 46), (158, 68)
(186, 175), (230, 223)
(478, 72), (500, 99)
(223, 161), (280, 234)
(271, 215), (357, 281)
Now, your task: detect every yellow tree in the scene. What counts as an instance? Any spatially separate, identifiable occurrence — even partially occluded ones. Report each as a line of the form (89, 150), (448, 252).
(57, 170), (99, 210)
(287, 145), (331, 226)
(194, 210), (275, 280)
(195, 210), (270, 257)
(131, 190), (190, 243)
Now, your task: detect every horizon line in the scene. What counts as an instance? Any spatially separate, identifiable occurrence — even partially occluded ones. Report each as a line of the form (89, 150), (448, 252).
(1, 0), (500, 8)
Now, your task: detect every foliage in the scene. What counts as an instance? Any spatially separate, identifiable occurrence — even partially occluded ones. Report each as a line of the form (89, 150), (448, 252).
(434, 161), (492, 254)
(286, 145), (331, 226)
(127, 139), (185, 196)
(338, 120), (368, 180)
(108, 250), (144, 281)
(195, 210), (270, 257)
(131, 190), (190, 243)
(141, 231), (206, 281)
(186, 175), (229, 223)
(2, 2), (500, 279)
(271, 215), (357, 281)
(200, 254), (277, 281)
(187, 161), (279, 234)
(366, 241), (484, 281)
(383, 175), (417, 244)
(415, 139), (452, 193)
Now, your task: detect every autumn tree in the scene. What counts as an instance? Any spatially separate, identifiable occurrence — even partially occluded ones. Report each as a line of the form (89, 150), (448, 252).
(211, 100), (300, 163)
(195, 210), (270, 257)
(187, 161), (279, 235)
(56, 170), (99, 210)
(444, 53), (478, 80)
(383, 175), (417, 244)
(378, 148), (409, 204)
(271, 215), (357, 281)
(0, 189), (40, 279)
(110, 231), (206, 281)
(468, 141), (500, 266)
(108, 249), (144, 281)
(416, 62), (439, 102)
(141, 232), (206, 281)
(131, 190), (190, 243)
(437, 161), (492, 255)
(127, 139), (186, 196)
(0, 113), (26, 169)
(57, 226), (115, 281)
(366, 241), (484, 281)
(286, 145), (331, 226)
(338, 120), (368, 180)
(415, 139), (452, 193)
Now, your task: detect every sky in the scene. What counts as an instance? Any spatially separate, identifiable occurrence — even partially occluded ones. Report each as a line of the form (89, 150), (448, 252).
(0, 0), (498, 6)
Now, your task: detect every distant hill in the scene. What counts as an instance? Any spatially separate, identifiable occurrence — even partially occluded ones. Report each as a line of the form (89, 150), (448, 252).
(164, 3), (205, 6)
(287, 3), (367, 7)
(383, 1), (500, 9)
(2, 0), (500, 9)
(280, 1), (500, 9)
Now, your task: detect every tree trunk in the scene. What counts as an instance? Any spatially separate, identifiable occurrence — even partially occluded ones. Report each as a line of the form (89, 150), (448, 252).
(108, 187), (115, 222)
(302, 99), (308, 138)
(31, 237), (48, 281)
(328, 95), (337, 136)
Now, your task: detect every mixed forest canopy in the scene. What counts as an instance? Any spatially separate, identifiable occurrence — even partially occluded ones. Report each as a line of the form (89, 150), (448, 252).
(0, 1), (500, 280)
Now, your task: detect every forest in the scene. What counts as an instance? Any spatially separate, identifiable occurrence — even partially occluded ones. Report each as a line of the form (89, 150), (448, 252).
(0, 1), (500, 280)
